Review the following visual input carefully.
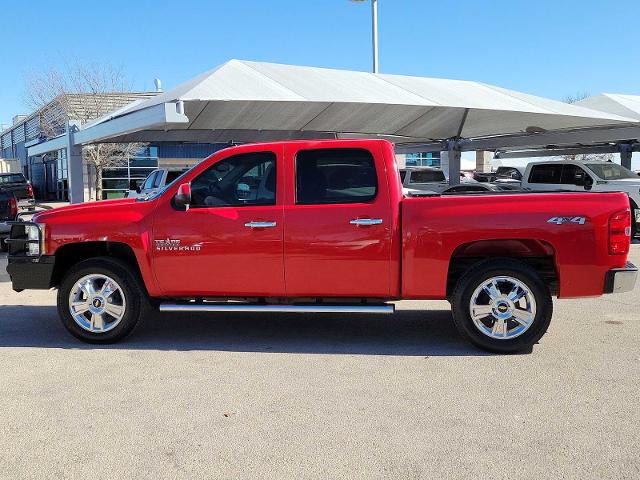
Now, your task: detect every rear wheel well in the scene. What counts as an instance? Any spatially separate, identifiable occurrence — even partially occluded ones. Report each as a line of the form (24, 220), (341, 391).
(52, 242), (143, 289)
(447, 239), (559, 297)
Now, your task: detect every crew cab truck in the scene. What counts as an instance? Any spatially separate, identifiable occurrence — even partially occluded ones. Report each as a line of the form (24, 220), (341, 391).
(6, 140), (637, 353)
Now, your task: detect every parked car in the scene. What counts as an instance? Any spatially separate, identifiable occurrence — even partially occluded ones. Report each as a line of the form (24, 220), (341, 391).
(521, 160), (640, 237)
(474, 166), (525, 184)
(127, 168), (188, 199)
(399, 167), (449, 194)
(0, 190), (18, 252)
(442, 183), (522, 194)
(5, 140), (636, 353)
(0, 173), (35, 210)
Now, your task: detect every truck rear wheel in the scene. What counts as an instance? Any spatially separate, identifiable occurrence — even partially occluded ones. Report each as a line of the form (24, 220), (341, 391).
(57, 257), (145, 344)
(451, 258), (553, 353)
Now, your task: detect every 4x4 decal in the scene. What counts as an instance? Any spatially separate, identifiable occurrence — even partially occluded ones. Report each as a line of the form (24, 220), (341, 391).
(547, 216), (587, 225)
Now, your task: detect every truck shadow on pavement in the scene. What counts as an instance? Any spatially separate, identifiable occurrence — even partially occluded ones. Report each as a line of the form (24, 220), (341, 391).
(0, 305), (503, 356)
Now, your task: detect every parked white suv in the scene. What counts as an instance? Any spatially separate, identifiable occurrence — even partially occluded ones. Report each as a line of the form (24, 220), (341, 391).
(521, 160), (640, 236)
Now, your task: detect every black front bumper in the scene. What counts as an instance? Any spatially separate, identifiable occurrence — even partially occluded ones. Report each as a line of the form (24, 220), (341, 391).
(6, 255), (55, 291)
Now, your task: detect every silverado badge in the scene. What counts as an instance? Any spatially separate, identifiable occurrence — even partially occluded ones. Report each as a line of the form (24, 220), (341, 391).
(154, 238), (203, 252)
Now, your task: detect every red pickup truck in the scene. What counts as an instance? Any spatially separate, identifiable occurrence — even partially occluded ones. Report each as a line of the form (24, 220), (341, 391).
(6, 140), (637, 352)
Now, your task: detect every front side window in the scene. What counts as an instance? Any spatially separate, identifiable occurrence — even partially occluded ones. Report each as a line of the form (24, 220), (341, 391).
(529, 164), (562, 184)
(190, 151), (276, 207)
(560, 164), (588, 185)
(296, 148), (377, 205)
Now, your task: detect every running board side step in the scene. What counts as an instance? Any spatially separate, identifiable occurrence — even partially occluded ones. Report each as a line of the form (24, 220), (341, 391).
(159, 303), (395, 314)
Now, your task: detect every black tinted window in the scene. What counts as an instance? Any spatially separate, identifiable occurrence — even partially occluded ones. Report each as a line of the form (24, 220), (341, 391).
(560, 164), (587, 185)
(166, 171), (185, 183)
(296, 148), (377, 205)
(529, 165), (562, 184)
(0, 174), (27, 184)
(409, 170), (446, 183)
(191, 151), (276, 207)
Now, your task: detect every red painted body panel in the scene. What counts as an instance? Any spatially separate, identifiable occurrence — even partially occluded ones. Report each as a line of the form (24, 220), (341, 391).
(282, 140), (396, 297)
(33, 139), (632, 300)
(151, 144), (286, 297)
(34, 198), (161, 296)
(401, 192), (630, 299)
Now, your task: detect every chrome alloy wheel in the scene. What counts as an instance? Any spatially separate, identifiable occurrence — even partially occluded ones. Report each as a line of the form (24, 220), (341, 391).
(469, 276), (537, 340)
(68, 274), (126, 333)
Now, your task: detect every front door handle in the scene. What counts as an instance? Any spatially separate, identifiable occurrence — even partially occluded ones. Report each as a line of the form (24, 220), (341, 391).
(349, 218), (383, 226)
(244, 221), (277, 228)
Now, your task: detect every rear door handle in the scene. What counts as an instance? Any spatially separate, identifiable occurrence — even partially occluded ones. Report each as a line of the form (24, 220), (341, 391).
(349, 218), (383, 226)
(244, 221), (277, 228)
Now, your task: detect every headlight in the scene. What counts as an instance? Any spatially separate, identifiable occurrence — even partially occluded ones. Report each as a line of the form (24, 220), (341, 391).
(25, 224), (44, 256)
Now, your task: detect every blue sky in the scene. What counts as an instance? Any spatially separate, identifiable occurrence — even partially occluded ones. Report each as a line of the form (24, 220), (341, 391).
(1, 0), (639, 168)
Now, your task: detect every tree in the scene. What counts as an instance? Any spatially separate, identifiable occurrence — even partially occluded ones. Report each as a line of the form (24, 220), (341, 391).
(561, 92), (613, 162)
(24, 61), (145, 200)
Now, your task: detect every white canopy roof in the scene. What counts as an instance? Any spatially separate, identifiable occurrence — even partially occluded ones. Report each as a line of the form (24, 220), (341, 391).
(74, 60), (636, 145)
(576, 93), (640, 121)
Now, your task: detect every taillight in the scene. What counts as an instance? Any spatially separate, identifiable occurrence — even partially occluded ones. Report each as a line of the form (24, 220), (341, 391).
(609, 209), (631, 255)
(27, 184), (34, 198)
(9, 196), (17, 218)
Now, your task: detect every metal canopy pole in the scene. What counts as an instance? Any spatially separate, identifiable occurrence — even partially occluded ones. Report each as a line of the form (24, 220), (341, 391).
(371, 0), (379, 73)
(620, 144), (633, 169)
(445, 139), (462, 186)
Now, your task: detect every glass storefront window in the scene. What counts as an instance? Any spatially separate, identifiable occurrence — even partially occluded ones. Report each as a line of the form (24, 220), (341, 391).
(405, 152), (441, 168)
(101, 147), (159, 199)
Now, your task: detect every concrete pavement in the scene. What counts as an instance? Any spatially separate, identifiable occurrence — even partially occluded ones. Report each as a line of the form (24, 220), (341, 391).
(0, 248), (638, 479)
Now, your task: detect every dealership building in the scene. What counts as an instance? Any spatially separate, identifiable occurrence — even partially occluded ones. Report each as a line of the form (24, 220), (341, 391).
(0, 93), (226, 200)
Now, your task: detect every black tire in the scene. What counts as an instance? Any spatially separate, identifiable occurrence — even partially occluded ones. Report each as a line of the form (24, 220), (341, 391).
(57, 257), (146, 344)
(451, 258), (553, 353)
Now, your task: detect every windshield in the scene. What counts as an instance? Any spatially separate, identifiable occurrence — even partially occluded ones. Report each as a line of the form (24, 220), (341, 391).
(138, 168), (193, 201)
(585, 163), (637, 180)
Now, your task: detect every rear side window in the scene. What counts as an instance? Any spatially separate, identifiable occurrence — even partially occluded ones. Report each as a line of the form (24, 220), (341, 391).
(166, 171), (185, 183)
(409, 170), (446, 183)
(529, 164), (562, 184)
(296, 148), (377, 205)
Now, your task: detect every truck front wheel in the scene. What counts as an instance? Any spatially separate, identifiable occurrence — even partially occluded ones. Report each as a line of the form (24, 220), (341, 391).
(57, 257), (145, 343)
(451, 259), (553, 353)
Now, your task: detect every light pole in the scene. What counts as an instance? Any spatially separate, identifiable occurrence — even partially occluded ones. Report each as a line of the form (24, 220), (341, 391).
(351, 0), (379, 73)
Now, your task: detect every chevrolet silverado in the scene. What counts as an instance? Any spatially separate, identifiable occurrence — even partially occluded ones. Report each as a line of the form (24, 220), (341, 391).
(6, 140), (637, 352)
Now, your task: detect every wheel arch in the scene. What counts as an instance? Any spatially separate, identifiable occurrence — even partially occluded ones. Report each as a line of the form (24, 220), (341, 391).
(52, 241), (147, 292)
(447, 239), (559, 297)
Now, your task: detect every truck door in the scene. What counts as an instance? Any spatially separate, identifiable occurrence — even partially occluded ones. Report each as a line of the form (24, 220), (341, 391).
(283, 144), (393, 297)
(151, 148), (285, 297)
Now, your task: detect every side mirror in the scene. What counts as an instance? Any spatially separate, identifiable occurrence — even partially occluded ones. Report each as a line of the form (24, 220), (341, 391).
(584, 176), (593, 191)
(174, 182), (192, 209)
